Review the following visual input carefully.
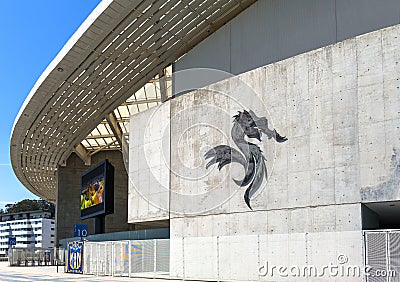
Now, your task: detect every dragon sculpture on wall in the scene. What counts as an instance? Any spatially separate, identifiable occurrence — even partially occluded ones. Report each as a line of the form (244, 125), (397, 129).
(205, 110), (287, 210)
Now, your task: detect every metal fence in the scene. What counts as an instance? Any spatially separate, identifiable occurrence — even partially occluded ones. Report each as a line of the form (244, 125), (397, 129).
(364, 230), (400, 282)
(9, 248), (54, 266)
(54, 247), (67, 266)
(83, 239), (169, 278)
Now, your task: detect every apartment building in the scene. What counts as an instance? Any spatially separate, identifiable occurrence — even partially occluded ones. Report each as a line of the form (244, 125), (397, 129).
(0, 211), (55, 257)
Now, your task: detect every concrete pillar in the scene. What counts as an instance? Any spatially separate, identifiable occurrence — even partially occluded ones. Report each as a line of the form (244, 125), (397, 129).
(55, 151), (131, 246)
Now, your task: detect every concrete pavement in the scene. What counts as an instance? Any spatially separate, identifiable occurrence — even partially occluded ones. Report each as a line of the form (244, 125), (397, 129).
(0, 262), (183, 282)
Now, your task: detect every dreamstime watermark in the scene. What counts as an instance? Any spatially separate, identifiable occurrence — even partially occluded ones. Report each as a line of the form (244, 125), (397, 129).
(258, 254), (396, 278)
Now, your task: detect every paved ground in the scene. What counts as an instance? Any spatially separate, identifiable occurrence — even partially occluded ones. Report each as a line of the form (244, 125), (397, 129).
(0, 262), (182, 282)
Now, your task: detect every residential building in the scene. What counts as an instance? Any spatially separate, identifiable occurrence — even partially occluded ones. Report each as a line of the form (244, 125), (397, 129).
(0, 211), (55, 257)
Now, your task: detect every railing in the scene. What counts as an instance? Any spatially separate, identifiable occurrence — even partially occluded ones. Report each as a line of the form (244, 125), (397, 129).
(364, 230), (400, 281)
(54, 247), (66, 266)
(9, 247), (54, 266)
(83, 239), (169, 278)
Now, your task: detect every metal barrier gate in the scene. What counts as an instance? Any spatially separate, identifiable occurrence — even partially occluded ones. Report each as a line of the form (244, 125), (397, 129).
(9, 248), (54, 266)
(83, 239), (169, 277)
(364, 230), (400, 282)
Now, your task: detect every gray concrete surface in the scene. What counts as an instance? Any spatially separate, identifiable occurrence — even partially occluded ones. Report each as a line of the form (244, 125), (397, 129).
(129, 24), (400, 281)
(175, 0), (400, 77)
(0, 262), (184, 282)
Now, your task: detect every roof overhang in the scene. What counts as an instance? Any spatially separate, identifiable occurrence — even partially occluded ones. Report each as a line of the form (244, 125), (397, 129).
(10, 0), (257, 202)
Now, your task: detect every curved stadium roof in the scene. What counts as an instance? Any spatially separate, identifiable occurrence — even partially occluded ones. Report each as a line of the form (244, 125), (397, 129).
(10, 0), (256, 202)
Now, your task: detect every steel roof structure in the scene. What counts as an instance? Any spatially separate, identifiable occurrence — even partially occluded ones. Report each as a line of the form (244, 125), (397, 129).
(10, 0), (256, 202)
(83, 69), (171, 153)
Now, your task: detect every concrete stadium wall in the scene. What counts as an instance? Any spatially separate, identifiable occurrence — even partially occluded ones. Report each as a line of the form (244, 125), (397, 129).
(56, 151), (131, 245)
(128, 103), (170, 224)
(129, 24), (400, 280)
(170, 24), (400, 214)
(174, 0), (400, 78)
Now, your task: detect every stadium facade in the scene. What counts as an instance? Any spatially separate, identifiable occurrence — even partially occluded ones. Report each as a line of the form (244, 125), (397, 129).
(11, 0), (400, 280)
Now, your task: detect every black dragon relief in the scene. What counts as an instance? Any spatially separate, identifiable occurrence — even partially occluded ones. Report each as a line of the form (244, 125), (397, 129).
(205, 110), (287, 210)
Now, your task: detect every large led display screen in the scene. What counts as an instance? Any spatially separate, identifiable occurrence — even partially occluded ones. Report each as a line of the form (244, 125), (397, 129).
(81, 173), (104, 210)
(80, 160), (114, 219)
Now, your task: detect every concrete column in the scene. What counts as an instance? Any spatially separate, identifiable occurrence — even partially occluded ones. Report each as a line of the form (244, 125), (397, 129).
(55, 151), (131, 246)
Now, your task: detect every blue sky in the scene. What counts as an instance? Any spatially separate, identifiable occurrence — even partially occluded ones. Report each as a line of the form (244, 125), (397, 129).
(0, 0), (101, 210)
